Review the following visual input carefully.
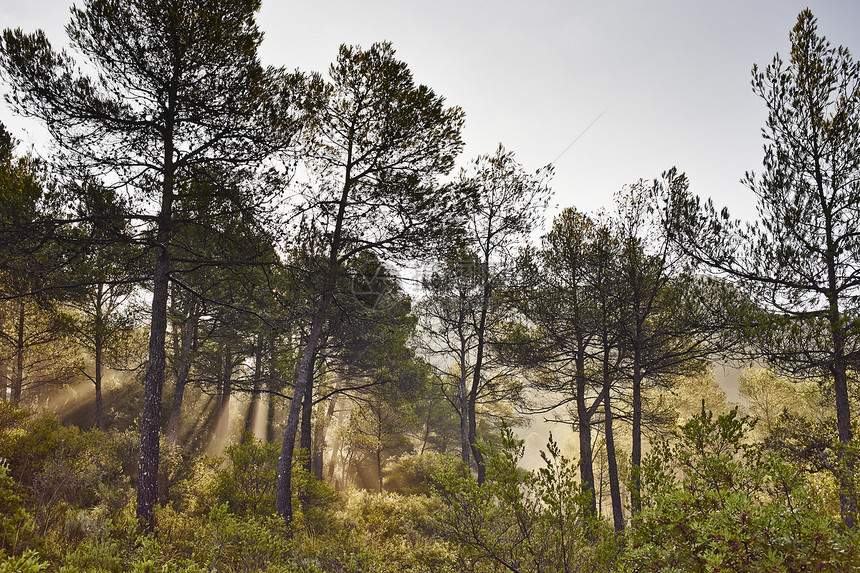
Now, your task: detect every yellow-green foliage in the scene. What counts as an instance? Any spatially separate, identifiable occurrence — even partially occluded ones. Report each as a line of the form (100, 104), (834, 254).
(0, 550), (47, 573)
(290, 489), (454, 573)
(2, 402), (857, 573)
(0, 465), (36, 556)
(212, 436), (280, 518)
(383, 453), (444, 496)
(434, 428), (620, 572)
(624, 407), (860, 572)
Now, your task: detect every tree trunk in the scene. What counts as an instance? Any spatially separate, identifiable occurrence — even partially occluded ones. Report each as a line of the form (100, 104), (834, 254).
(377, 447), (384, 493)
(244, 334), (265, 438)
(266, 335), (278, 443)
(298, 363), (315, 510)
(137, 238), (171, 529)
(420, 399), (433, 455)
(0, 360), (7, 403)
(94, 325), (105, 432)
(215, 347), (233, 447)
(467, 387), (485, 484)
(314, 390), (338, 480)
(575, 360), (597, 534)
(469, 260), (492, 485)
(278, 147), (354, 527)
(12, 299), (24, 405)
(167, 307), (197, 446)
(136, 106), (175, 529)
(458, 371), (470, 467)
(300, 369), (314, 474)
(824, 251), (857, 528)
(603, 389), (624, 533)
(276, 291), (332, 528)
(328, 407), (347, 484)
(0, 304), (5, 402)
(630, 352), (642, 518)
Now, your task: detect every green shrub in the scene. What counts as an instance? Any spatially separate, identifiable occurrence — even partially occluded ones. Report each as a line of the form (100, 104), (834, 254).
(434, 428), (618, 572)
(211, 434), (280, 519)
(0, 550), (47, 573)
(0, 406), (82, 485)
(58, 537), (126, 573)
(0, 464), (36, 555)
(383, 453), (443, 496)
(624, 407), (860, 572)
(287, 489), (453, 573)
(154, 503), (291, 572)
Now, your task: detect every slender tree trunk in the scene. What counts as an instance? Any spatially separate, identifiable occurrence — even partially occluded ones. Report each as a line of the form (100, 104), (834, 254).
(266, 336), (278, 443)
(328, 407), (347, 483)
(575, 356), (597, 535)
(276, 290), (332, 527)
(314, 391), (338, 480)
(469, 262), (492, 485)
(297, 359), (316, 510)
(167, 307), (197, 445)
(215, 346), (233, 446)
(94, 325), (105, 432)
(630, 350), (642, 518)
(91, 282), (107, 431)
(0, 303), (5, 402)
(420, 400), (433, 455)
(300, 368), (314, 475)
(458, 371), (470, 466)
(277, 153), (354, 527)
(12, 299), (24, 405)
(818, 150), (855, 529)
(0, 360), (7, 403)
(829, 300), (856, 527)
(377, 446), (384, 493)
(266, 392), (278, 444)
(136, 103), (175, 529)
(244, 334), (264, 438)
(467, 388), (485, 484)
(603, 388), (624, 533)
(454, 295), (472, 468)
(137, 236), (171, 529)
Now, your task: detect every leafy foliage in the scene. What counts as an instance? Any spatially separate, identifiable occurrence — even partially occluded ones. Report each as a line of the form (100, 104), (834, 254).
(625, 407), (860, 572)
(435, 427), (619, 572)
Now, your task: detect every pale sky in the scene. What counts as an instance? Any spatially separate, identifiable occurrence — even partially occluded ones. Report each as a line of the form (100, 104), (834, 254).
(2, 1), (859, 223)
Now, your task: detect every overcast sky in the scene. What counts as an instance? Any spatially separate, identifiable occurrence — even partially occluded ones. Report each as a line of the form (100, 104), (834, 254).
(2, 1), (859, 223)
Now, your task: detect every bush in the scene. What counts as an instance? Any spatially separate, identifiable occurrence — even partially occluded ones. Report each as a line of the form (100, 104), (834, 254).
(154, 504), (290, 572)
(0, 405), (82, 485)
(383, 453), (444, 496)
(0, 464), (36, 556)
(287, 489), (453, 573)
(623, 407), (860, 572)
(434, 428), (618, 572)
(0, 550), (47, 573)
(211, 435), (280, 519)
